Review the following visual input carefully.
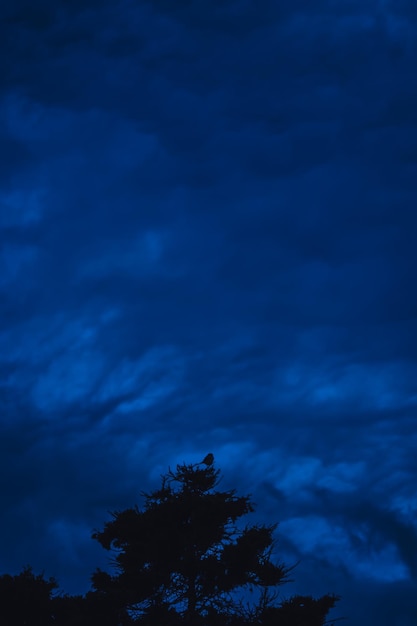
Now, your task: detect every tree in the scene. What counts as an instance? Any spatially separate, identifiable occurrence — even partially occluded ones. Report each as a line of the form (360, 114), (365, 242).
(51, 590), (131, 626)
(92, 457), (339, 626)
(0, 566), (58, 626)
(0, 568), (134, 626)
(256, 594), (340, 626)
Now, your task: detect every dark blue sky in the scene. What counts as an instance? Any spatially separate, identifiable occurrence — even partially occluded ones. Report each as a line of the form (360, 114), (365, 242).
(1, 1), (417, 624)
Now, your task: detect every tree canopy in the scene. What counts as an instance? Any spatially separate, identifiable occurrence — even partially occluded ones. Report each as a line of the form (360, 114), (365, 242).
(0, 456), (339, 625)
(92, 458), (339, 626)
(0, 567), (58, 626)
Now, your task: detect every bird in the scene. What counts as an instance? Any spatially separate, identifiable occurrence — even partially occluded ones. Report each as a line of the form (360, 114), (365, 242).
(201, 453), (214, 466)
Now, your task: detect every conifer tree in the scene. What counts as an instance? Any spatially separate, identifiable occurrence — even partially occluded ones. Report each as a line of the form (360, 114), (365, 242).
(92, 458), (338, 626)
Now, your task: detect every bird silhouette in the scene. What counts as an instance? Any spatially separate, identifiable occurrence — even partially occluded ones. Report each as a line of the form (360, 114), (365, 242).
(201, 453), (214, 466)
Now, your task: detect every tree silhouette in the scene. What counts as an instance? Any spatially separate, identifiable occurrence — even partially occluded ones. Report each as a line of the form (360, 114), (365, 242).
(51, 590), (132, 626)
(0, 566), (58, 626)
(92, 458), (339, 626)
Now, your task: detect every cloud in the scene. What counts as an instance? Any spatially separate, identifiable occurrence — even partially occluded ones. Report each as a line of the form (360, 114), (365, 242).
(0, 1), (416, 624)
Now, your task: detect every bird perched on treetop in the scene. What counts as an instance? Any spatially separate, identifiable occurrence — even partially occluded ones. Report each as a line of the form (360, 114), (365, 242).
(201, 453), (214, 466)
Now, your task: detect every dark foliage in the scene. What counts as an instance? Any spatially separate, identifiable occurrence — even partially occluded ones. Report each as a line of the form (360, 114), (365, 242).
(92, 458), (339, 626)
(0, 458), (339, 625)
(0, 566), (58, 626)
(51, 590), (133, 626)
(256, 593), (339, 626)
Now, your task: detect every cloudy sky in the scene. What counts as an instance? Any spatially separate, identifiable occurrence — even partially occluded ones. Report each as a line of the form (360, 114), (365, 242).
(1, 0), (417, 624)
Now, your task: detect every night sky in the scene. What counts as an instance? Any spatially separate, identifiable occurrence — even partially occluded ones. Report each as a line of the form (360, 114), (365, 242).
(1, 1), (417, 624)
